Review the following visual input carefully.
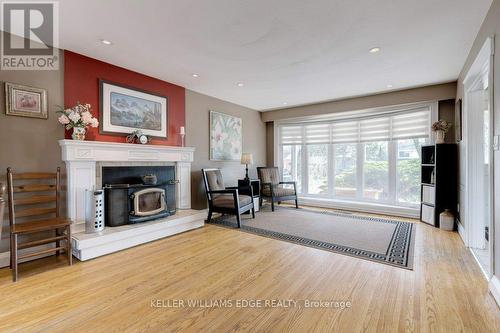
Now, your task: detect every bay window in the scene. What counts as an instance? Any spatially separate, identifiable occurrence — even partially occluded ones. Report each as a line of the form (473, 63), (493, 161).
(282, 144), (303, 193)
(307, 144), (328, 194)
(363, 141), (389, 201)
(333, 144), (357, 198)
(277, 104), (432, 210)
(396, 138), (426, 204)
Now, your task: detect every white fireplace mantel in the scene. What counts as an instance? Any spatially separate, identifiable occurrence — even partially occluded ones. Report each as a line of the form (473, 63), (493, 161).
(59, 139), (195, 163)
(59, 139), (195, 234)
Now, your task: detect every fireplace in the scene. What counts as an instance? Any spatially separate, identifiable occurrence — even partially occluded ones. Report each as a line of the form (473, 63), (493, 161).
(59, 140), (194, 234)
(102, 166), (176, 226)
(59, 140), (202, 261)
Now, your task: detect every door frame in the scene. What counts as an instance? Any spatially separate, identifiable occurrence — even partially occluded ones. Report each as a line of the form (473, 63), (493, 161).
(462, 36), (495, 278)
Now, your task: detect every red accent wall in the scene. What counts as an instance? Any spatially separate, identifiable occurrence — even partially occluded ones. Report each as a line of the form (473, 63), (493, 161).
(64, 51), (185, 146)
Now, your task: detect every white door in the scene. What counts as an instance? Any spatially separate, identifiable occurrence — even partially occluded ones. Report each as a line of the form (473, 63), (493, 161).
(463, 36), (494, 277)
(467, 88), (489, 249)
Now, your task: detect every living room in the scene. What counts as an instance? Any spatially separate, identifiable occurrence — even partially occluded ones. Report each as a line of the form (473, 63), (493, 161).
(0, 0), (499, 332)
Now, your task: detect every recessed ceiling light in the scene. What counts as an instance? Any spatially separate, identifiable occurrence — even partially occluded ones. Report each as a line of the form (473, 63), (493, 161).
(387, 84), (393, 88)
(192, 74), (199, 78)
(283, 102), (288, 105)
(100, 39), (112, 45)
(369, 47), (380, 53)
(237, 82), (244, 87)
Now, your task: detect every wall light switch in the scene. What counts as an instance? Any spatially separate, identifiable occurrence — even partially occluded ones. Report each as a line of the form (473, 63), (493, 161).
(494, 135), (500, 151)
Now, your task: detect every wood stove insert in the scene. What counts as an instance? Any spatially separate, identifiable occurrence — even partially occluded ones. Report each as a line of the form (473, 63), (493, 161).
(102, 166), (176, 226)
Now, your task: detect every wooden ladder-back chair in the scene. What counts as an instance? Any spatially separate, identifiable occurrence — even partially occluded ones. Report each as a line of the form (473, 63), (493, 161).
(7, 167), (72, 282)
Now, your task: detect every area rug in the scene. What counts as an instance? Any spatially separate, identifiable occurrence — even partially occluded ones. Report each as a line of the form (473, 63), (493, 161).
(208, 207), (415, 269)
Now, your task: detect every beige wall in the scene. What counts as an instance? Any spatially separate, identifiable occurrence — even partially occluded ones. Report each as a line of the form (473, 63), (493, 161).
(456, 0), (500, 277)
(261, 82), (456, 122)
(0, 43), (65, 252)
(438, 99), (456, 143)
(266, 122), (275, 167)
(185, 90), (267, 209)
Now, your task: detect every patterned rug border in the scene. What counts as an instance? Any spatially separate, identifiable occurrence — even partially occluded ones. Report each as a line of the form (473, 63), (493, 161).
(209, 206), (415, 270)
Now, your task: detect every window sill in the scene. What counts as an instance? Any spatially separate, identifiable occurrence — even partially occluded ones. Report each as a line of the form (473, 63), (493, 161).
(297, 196), (420, 218)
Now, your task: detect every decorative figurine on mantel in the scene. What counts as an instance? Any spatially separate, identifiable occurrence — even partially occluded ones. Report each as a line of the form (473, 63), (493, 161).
(57, 102), (99, 140)
(126, 130), (150, 144)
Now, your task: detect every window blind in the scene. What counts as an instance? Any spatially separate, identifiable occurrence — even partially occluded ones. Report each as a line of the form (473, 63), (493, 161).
(304, 123), (330, 144)
(331, 121), (359, 143)
(280, 125), (303, 144)
(359, 117), (390, 142)
(280, 107), (430, 145)
(391, 109), (430, 140)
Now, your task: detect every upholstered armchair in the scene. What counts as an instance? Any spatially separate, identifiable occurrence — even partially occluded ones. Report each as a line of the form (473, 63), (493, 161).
(257, 167), (298, 211)
(202, 168), (255, 228)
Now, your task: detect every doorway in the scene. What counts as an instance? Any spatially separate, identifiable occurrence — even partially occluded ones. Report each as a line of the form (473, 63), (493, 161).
(462, 37), (494, 277)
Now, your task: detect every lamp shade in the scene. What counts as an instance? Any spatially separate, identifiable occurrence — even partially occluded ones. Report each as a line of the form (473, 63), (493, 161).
(241, 153), (253, 165)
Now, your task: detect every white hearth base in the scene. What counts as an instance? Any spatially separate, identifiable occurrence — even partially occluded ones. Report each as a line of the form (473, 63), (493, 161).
(72, 209), (206, 261)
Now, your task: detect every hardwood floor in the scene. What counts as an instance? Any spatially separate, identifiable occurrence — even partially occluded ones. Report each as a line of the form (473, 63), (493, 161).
(0, 218), (499, 332)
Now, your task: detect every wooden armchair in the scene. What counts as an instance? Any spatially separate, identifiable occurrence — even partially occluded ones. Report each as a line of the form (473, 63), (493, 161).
(7, 167), (72, 282)
(202, 168), (255, 228)
(257, 167), (298, 211)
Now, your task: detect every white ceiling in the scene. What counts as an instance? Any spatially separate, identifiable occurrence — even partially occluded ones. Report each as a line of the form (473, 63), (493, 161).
(59, 0), (492, 111)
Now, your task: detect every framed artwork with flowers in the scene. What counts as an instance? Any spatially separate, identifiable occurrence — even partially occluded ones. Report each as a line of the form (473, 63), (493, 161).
(209, 110), (242, 161)
(4, 82), (47, 119)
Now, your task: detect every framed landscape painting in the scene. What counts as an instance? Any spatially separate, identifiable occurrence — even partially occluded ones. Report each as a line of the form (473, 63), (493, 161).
(210, 111), (242, 161)
(5, 82), (47, 119)
(99, 80), (168, 138)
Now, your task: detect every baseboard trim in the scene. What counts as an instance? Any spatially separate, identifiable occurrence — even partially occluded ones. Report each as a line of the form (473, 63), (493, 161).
(489, 275), (500, 307)
(469, 248), (490, 280)
(457, 220), (466, 244)
(298, 197), (419, 218)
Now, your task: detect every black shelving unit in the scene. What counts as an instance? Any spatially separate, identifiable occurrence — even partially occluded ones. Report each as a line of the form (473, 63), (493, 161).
(420, 144), (457, 227)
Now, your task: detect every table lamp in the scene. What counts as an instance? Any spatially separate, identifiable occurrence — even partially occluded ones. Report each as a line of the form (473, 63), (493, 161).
(241, 153), (253, 182)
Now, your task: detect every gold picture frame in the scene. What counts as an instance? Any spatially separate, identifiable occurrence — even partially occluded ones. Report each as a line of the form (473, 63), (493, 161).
(5, 82), (48, 119)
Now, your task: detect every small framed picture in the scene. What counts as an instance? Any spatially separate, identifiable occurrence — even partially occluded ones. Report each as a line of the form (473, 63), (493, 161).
(4, 82), (48, 119)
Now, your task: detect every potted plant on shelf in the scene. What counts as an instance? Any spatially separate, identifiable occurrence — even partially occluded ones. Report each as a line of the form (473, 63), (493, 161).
(431, 119), (452, 144)
(57, 102), (99, 140)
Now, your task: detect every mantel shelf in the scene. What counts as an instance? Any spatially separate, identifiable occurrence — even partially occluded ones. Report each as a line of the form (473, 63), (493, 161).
(58, 139), (195, 163)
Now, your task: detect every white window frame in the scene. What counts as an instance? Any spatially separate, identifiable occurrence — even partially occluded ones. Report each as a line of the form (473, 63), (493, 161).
(275, 102), (438, 217)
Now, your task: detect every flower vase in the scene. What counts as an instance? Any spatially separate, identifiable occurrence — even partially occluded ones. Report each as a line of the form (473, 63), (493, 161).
(72, 127), (86, 141)
(435, 130), (445, 144)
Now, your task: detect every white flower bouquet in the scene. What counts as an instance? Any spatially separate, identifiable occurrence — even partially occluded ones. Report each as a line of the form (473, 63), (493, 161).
(57, 102), (99, 130)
